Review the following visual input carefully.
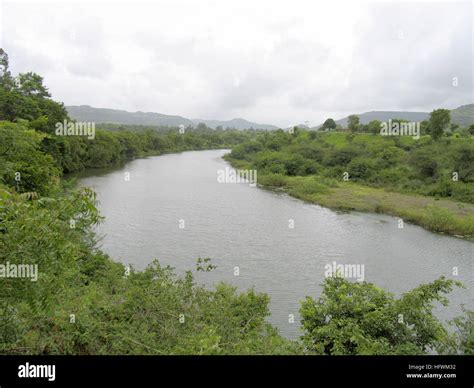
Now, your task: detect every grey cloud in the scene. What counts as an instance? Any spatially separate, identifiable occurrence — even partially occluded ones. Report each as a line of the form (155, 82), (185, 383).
(1, 1), (472, 126)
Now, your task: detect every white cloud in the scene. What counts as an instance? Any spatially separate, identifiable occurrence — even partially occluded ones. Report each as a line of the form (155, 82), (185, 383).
(2, 0), (472, 127)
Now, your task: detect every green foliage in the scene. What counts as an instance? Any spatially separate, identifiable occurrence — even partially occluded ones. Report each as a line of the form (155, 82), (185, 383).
(422, 205), (456, 232)
(0, 186), (101, 311)
(0, 48), (15, 90)
(300, 276), (461, 355)
(348, 115), (360, 133)
(365, 120), (382, 134)
(257, 173), (288, 187)
(0, 55), (68, 133)
(17, 72), (51, 99)
(38, 126), (255, 174)
(0, 121), (61, 195)
(347, 157), (377, 180)
(410, 148), (439, 179)
(451, 142), (474, 182)
(437, 308), (474, 355)
(0, 256), (299, 354)
(322, 118), (337, 131)
(226, 130), (474, 204)
(428, 109), (450, 140)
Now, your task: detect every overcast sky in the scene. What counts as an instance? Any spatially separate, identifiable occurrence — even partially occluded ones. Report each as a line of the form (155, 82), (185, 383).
(1, 0), (472, 127)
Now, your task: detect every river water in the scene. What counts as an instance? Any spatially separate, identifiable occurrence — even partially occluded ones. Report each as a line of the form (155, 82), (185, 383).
(78, 149), (473, 339)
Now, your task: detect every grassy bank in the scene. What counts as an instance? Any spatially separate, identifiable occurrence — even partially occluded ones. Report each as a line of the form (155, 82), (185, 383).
(226, 157), (474, 238)
(224, 128), (474, 239)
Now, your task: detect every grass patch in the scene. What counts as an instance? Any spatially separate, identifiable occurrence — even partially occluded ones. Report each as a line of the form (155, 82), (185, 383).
(230, 161), (474, 238)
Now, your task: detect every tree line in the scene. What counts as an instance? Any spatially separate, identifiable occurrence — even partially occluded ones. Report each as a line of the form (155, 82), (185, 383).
(321, 111), (474, 139)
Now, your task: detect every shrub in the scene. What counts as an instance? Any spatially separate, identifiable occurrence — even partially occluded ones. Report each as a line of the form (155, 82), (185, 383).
(423, 205), (456, 232)
(300, 276), (460, 355)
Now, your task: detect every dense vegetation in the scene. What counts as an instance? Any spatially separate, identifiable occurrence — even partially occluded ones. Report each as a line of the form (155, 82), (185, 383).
(226, 127), (474, 237)
(301, 276), (469, 355)
(0, 49), (472, 355)
(48, 125), (254, 175)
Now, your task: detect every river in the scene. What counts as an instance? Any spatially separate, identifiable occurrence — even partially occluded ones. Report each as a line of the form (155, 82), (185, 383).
(78, 149), (473, 339)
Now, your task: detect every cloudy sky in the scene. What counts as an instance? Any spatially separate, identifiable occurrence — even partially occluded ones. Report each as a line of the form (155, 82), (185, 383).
(1, 0), (472, 127)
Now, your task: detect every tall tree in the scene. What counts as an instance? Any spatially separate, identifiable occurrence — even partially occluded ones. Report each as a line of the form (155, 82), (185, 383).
(322, 118), (336, 131)
(348, 115), (360, 133)
(428, 109), (450, 140)
(0, 48), (15, 90)
(17, 72), (51, 98)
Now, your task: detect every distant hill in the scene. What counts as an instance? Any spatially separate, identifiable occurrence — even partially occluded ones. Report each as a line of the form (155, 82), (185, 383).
(333, 111), (429, 128)
(325, 104), (474, 128)
(191, 118), (278, 130)
(67, 106), (194, 127)
(68, 104), (474, 131)
(67, 105), (278, 130)
(451, 104), (474, 126)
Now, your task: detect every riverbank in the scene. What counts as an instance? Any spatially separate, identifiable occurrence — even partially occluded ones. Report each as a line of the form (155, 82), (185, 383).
(225, 157), (474, 239)
(65, 147), (232, 180)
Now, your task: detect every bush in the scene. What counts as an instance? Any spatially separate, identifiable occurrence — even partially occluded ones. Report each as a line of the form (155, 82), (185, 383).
(347, 157), (376, 180)
(0, 122), (61, 195)
(300, 276), (460, 355)
(258, 173), (288, 187)
(437, 308), (474, 355)
(288, 176), (329, 195)
(423, 205), (456, 232)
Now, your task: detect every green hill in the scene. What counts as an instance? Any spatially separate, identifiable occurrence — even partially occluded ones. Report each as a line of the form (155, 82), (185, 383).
(67, 105), (278, 130)
(329, 104), (474, 128)
(451, 104), (474, 126)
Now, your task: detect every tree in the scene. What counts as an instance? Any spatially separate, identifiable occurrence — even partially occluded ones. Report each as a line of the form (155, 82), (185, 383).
(410, 148), (439, 179)
(0, 122), (61, 194)
(197, 122), (208, 131)
(451, 143), (474, 182)
(322, 118), (336, 131)
(348, 115), (360, 133)
(17, 72), (51, 98)
(300, 276), (460, 355)
(0, 51), (67, 127)
(437, 308), (474, 355)
(0, 48), (15, 90)
(428, 109), (450, 140)
(366, 120), (382, 135)
(420, 119), (430, 135)
(0, 86), (26, 121)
